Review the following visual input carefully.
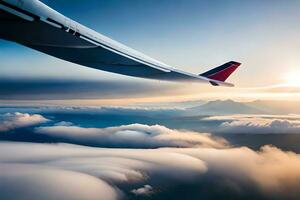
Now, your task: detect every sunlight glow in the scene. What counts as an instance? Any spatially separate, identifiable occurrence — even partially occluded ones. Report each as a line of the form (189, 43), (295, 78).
(283, 70), (300, 87)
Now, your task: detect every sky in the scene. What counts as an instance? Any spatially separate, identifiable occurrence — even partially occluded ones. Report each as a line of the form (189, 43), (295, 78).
(1, 0), (300, 104)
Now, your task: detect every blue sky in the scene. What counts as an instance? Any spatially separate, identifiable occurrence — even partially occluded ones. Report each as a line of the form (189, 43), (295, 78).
(1, 0), (300, 102)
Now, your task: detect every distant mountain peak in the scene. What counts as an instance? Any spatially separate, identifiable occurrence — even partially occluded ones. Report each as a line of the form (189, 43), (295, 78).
(205, 99), (236, 105)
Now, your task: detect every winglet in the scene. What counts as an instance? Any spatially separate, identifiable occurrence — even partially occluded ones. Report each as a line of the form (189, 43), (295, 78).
(200, 61), (241, 86)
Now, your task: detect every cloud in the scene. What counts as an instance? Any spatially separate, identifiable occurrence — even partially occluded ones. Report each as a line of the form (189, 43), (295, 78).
(0, 164), (119, 200)
(54, 121), (74, 126)
(0, 142), (207, 200)
(203, 114), (300, 134)
(0, 142), (300, 199)
(2, 110), (300, 199)
(258, 84), (300, 94)
(131, 185), (153, 196)
(35, 123), (228, 148)
(0, 112), (49, 132)
(0, 78), (186, 101)
(175, 145), (300, 198)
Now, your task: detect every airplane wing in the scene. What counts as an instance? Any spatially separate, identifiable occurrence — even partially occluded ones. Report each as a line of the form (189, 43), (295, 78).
(0, 0), (241, 86)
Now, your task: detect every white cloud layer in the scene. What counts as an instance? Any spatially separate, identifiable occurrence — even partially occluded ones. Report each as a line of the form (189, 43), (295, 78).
(0, 164), (118, 200)
(1, 142), (300, 200)
(204, 114), (300, 134)
(35, 124), (228, 148)
(0, 142), (207, 200)
(2, 111), (300, 199)
(0, 112), (49, 132)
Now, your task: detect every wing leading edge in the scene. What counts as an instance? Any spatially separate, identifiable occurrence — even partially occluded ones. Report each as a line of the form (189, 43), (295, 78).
(0, 0), (240, 86)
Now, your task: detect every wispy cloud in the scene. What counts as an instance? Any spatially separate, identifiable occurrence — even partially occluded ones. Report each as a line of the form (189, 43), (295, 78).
(0, 79), (186, 101)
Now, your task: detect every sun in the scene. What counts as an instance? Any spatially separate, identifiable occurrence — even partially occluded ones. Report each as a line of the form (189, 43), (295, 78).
(282, 71), (300, 87)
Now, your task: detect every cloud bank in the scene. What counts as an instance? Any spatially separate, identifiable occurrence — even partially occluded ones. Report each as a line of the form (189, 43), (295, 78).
(204, 114), (300, 134)
(0, 142), (300, 200)
(0, 79), (182, 100)
(35, 124), (228, 148)
(1, 111), (300, 199)
(0, 142), (207, 200)
(0, 163), (118, 200)
(0, 112), (48, 132)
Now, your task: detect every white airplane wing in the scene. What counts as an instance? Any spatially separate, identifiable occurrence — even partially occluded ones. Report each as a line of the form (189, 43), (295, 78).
(0, 0), (241, 86)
